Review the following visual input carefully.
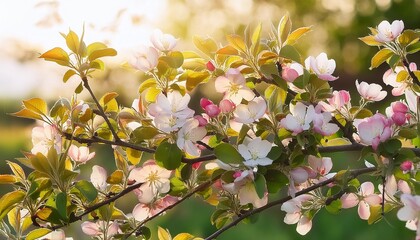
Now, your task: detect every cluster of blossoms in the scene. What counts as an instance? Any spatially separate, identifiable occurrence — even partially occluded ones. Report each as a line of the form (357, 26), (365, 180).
(3, 17), (420, 240)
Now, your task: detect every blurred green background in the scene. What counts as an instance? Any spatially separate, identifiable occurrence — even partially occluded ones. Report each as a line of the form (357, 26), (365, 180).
(1, 0), (419, 239)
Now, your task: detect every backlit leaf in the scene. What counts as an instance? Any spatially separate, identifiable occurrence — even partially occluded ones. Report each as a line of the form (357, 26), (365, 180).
(23, 98), (48, 115)
(278, 14), (292, 46)
(126, 147), (142, 165)
(0, 190), (25, 221)
(359, 35), (382, 46)
(10, 108), (43, 121)
(279, 45), (301, 62)
(0, 175), (17, 184)
(107, 170), (124, 184)
(285, 26), (312, 45)
(63, 69), (77, 83)
(7, 161), (25, 181)
(370, 48), (393, 69)
(75, 180), (98, 202)
(157, 226), (172, 240)
(88, 48), (117, 61)
(39, 47), (70, 66)
(185, 71), (210, 91)
(226, 34), (247, 53)
(65, 30), (80, 53)
(192, 35), (218, 58)
(26, 228), (52, 240)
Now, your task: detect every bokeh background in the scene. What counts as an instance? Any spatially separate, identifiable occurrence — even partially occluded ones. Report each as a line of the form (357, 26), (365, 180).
(1, 0), (420, 239)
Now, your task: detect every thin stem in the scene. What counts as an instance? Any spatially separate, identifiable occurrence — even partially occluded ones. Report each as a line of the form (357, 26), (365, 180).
(124, 173), (222, 239)
(205, 167), (377, 240)
(81, 77), (121, 142)
(402, 58), (420, 86)
(50, 182), (144, 230)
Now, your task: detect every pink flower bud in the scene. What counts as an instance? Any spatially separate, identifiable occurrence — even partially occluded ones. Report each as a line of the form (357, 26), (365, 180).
(400, 160), (414, 173)
(200, 98), (213, 110)
(328, 90), (350, 110)
(206, 61), (216, 71)
(282, 67), (299, 82)
(392, 112), (407, 126)
(205, 104), (221, 118)
(219, 99), (235, 113)
(192, 162), (202, 170)
(392, 101), (408, 113)
(194, 115), (208, 126)
(233, 171), (242, 178)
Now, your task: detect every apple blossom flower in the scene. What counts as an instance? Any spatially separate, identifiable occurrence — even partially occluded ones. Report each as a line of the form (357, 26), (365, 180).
(132, 195), (178, 222)
(320, 90), (351, 113)
(215, 68), (255, 104)
(304, 53), (338, 81)
(353, 113), (393, 150)
(148, 91), (194, 132)
(356, 80), (387, 102)
(238, 137), (273, 167)
(205, 104), (221, 118)
(280, 102), (315, 135)
(307, 155), (332, 177)
(401, 160), (414, 174)
(91, 165), (108, 192)
(131, 46), (159, 72)
(234, 96), (267, 124)
(81, 221), (120, 238)
(31, 123), (62, 156)
(222, 170), (268, 208)
(385, 101), (409, 126)
(397, 194), (420, 238)
(282, 62), (304, 82)
(219, 99), (235, 113)
(313, 111), (340, 136)
(150, 29), (178, 52)
(68, 145), (95, 164)
(281, 194), (314, 235)
(341, 182), (381, 220)
(129, 160), (172, 204)
(379, 175), (411, 203)
(374, 20), (404, 43)
(176, 118), (207, 157)
(383, 66), (409, 96)
(405, 89), (418, 119)
(37, 229), (73, 240)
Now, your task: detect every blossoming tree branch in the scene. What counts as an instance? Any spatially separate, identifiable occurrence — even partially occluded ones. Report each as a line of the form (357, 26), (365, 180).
(2, 15), (420, 239)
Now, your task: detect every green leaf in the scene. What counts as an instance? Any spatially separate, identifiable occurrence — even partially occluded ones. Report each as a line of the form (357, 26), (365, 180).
(39, 47), (70, 66)
(7, 161), (26, 181)
(88, 48), (117, 61)
(0, 190), (25, 221)
(185, 71), (210, 91)
(226, 34), (247, 53)
(251, 23), (262, 56)
(399, 128), (417, 139)
(265, 169), (288, 193)
(407, 41), (420, 54)
(285, 26), (312, 45)
(132, 126), (159, 142)
(75, 180), (98, 202)
(370, 48), (393, 69)
(397, 30), (419, 47)
(63, 69), (77, 83)
(160, 51), (184, 68)
(254, 173), (266, 199)
(192, 35), (218, 58)
(75, 81), (83, 94)
(65, 30), (80, 53)
(237, 124), (250, 145)
(278, 14), (292, 46)
(214, 143), (244, 165)
(155, 141), (183, 170)
(325, 199), (341, 214)
(359, 35), (382, 46)
(279, 45), (301, 63)
(107, 170), (124, 184)
(26, 228), (52, 240)
(55, 192), (67, 220)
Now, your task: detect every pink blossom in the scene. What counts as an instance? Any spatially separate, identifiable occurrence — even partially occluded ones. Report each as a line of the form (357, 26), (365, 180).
(205, 104), (221, 118)
(176, 118), (207, 157)
(31, 123), (62, 156)
(234, 96), (267, 124)
(321, 90), (351, 112)
(385, 101), (409, 126)
(132, 195), (178, 222)
(219, 99), (235, 113)
(356, 80), (387, 102)
(383, 66), (409, 96)
(91, 165), (108, 192)
(200, 98), (213, 109)
(281, 194), (314, 235)
(304, 53), (338, 81)
(313, 111), (340, 136)
(353, 113), (393, 150)
(282, 62), (304, 82)
(129, 160), (172, 204)
(341, 182), (381, 220)
(215, 68), (255, 104)
(194, 115), (208, 126)
(379, 175), (411, 203)
(81, 221), (119, 238)
(68, 145), (95, 164)
(150, 29), (178, 52)
(401, 160), (414, 174)
(374, 20), (404, 43)
(280, 102), (315, 135)
(37, 229), (72, 240)
(131, 46), (159, 72)
(307, 155), (332, 177)
(206, 61), (216, 71)
(397, 194), (420, 238)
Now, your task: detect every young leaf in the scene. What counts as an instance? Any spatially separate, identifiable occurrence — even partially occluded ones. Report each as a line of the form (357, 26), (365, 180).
(0, 175), (17, 184)
(155, 141), (183, 170)
(254, 173), (266, 199)
(26, 228), (52, 240)
(88, 48), (117, 61)
(39, 47), (70, 66)
(278, 14), (292, 46)
(285, 26), (312, 45)
(7, 161), (26, 181)
(23, 98), (48, 116)
(65, 30), (80, 53)
(359, 35), (382, 46)
(226, 34), (247, 53)
(63, 69), (77, 83)
(74, 180), (98, 202)
(0, 190), (25, 221)
(157, 226), (172, 240)
(370, 48), (393, 69)
(192, 35), (218, 58)
(279, 45), (301, 62)
(214, 143), (244, 165)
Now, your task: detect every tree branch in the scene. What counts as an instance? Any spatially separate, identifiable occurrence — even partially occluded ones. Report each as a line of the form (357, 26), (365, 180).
(124, 173), (223, 239)
(81, 77), (121, 142)
(205, 167), (377, 240)
(51, 182), (144, 230)
(402, 58), (420, 86)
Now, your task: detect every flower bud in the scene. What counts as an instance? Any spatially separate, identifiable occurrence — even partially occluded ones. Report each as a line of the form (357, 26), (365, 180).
(328, 90), (350, 110)
(192, 162), (202, 170)
(219, 99), (235, 113)
(206, 61), (216, 71)
(205, 104), (221, 118)
(282, 67), (299, 82)
(200, 98), (213, 110)
(392, 112), (407, 126)
(194, 115), (208, 126)
(400, 160), (414, 173)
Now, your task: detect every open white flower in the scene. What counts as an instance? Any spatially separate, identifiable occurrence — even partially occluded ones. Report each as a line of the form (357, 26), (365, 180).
(150, 29), (178, 52)
(305, 53), (338, 81)
(356, 80), (387, 102)
(215, 68), (255, 104)
(31, 123), (62, 156)
(131, 46), (159, 72)
(280, 102), (315, 135)
(234, 96), (267, 124)
(281, 194), (314, 235)
(177, 118), (207, 157)
(397, 193), (420, 237)
(129, 160), (172, 204)
(375, 20), (404, 43)
(238, 137), (273, 167)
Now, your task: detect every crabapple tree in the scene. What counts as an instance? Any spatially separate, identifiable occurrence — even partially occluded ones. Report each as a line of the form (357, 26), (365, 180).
(1, 15), (420, 240)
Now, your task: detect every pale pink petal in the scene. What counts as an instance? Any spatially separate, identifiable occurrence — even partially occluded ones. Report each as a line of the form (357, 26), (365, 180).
(296, 216), (312, 235)
(341, 193), (359, 208)
(132, 203), (150, 221)
(284, 212), (300, 224)
(360, 182), (375, 196)
(358, 201), (371, 220)
(81, 222), (100, 236)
